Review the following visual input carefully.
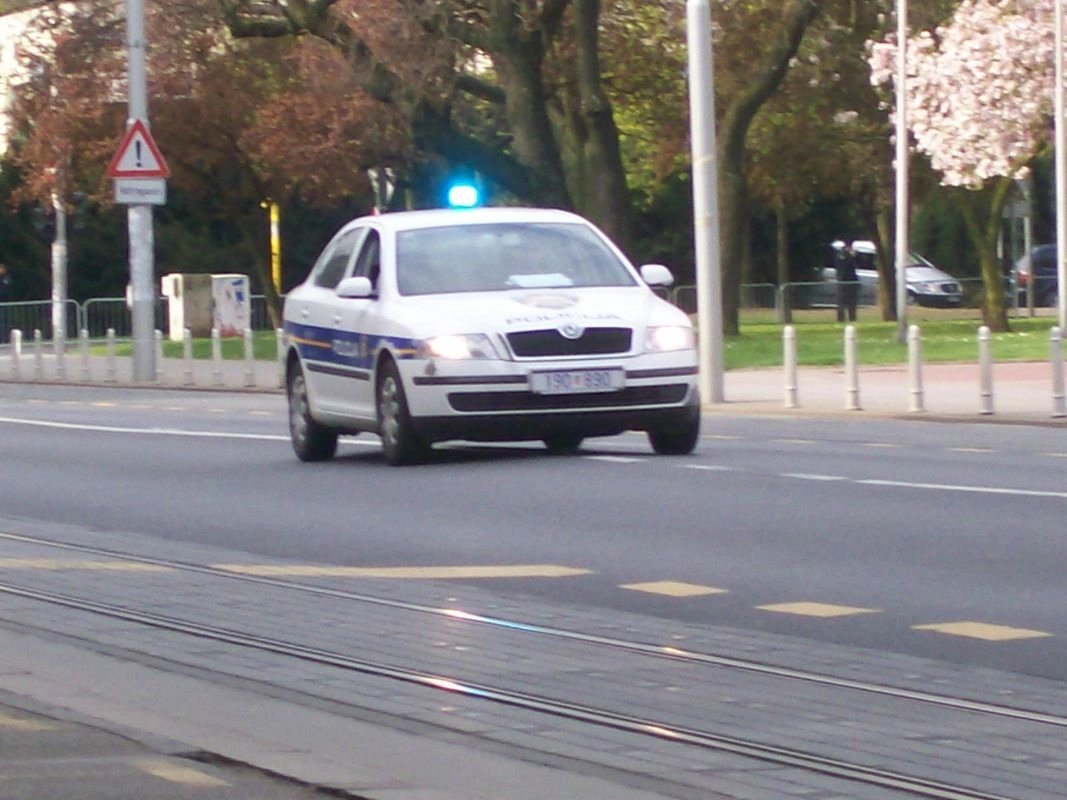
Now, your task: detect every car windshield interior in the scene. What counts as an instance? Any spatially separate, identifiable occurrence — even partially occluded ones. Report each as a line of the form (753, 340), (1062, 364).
(396, 222), (637, 296)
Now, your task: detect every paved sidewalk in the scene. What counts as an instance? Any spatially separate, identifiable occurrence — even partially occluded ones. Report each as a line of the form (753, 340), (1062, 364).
(3, 346), (1066, 425)
(719, 360), (1067, 425)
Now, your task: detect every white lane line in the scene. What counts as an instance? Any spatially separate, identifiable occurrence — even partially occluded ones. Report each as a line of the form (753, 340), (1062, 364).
(858, 478), (1067, 500)
(585, 455), (644, 463)
(782, 473), (848, 482)
(682, 464), (735, 472)
(0, 416), (289, 442)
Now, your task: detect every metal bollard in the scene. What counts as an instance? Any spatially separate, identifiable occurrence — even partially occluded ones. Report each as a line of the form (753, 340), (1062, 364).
(978, 325), (993, 415)
(79, 329), (90, 382)
(1052, 327), (1066, 418)
(33, 329), (44, 380)
(10, 329), (21, 380)
(105, 328), (117, 383)
(908, 324), (925, 413)
(54, 332), (66, 381)
(844, 324), (861, 410)
(183, 328), (194, 386)
(244, 328), (255, 387)
(211, 327), (223, 387)
(783, 325), (798, 408)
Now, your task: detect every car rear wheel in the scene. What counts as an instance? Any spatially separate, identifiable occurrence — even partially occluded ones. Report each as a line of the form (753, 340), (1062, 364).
(647, 411), (700, 455)
(543, 434), (584, 454)
(377, 360), (429, 466)
(287, 363), (338, 462)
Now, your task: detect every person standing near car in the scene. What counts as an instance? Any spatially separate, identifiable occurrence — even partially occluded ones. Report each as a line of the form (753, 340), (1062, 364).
(833, 241), (859, 322)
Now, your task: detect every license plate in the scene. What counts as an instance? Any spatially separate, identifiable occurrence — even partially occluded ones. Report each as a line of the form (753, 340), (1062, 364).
(529, 368), (625, 395)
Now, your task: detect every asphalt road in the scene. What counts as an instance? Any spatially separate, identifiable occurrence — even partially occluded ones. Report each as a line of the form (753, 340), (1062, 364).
(1, 382), (1065, 680)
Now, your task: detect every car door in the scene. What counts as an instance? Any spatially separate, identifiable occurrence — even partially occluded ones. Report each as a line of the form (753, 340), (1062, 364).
(332, 228), (384, 422)
(289, 226), (367, 414)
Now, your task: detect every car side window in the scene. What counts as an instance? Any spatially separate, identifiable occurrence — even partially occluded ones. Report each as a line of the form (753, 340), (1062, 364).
(312, 228), (364, 289)
(351, 230), (381, 290)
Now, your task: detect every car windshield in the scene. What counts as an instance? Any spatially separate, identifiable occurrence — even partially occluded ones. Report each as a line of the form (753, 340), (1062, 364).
(395, 222), (637, 296)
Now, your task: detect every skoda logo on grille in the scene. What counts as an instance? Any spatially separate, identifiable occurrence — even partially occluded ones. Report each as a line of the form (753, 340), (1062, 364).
(558, 323), (584, 340)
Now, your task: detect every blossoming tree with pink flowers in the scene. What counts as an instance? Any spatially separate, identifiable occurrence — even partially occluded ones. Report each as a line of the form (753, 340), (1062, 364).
(869, 0), (1055, 330)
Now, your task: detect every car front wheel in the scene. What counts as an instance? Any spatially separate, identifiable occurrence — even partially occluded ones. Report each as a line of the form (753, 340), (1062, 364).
(647, 411), (700, 455)
(287, 363), (338, 462)
(377, 360), (429, 466)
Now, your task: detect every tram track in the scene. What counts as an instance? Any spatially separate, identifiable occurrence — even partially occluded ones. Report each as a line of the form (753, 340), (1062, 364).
(0, 531), (1063, 800)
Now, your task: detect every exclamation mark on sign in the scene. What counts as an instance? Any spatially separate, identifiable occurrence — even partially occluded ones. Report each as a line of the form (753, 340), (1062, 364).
(135, 141), (143, 168)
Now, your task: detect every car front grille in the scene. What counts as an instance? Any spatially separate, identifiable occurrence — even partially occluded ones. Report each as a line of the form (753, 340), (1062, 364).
(507, 327), (632, 357)
(448, 384), (689, 412)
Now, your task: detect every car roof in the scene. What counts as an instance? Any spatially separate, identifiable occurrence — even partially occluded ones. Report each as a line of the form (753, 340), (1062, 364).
(347, 207), (590, 233)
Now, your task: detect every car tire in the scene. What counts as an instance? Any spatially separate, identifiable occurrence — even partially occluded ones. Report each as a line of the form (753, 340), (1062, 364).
(543, 434), (584, 454)
(647, 411), (700, 456)
(377, 360), (429, 466)
(287, 363), (338, 462)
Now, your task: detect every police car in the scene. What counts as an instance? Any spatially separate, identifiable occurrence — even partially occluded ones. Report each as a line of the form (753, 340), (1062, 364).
(282, 207), (700, 465)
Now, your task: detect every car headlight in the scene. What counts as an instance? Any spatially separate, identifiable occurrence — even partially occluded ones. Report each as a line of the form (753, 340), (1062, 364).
(420, 333), (502, 360)
(645, 325), (695, 353)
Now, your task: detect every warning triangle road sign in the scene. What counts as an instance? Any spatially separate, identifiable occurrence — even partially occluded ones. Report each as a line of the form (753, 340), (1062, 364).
(106, 119), (170, 179)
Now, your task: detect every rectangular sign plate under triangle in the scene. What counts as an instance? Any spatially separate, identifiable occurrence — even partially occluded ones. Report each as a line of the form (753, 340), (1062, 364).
(106, 119), (170, 179)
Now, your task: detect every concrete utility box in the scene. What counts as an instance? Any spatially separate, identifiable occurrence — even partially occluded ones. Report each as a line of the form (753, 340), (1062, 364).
(212, 274), (250, 337)
(161, 273), (213, 341)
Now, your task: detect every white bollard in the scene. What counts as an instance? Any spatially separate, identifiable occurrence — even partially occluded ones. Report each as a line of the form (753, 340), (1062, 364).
(183, 328), (194, 386)
(105, 328), (117, 383)
(908, 324), (925, 413)
(1052, 327), (1066, 418)
(33, 329), (44, 380)
(10, 329), (21, 380)
(244, 328), (255, 387)
(79, 329), (90, 382)
(276, 328), (286, 389)
(978, 325), (993, 415)
(154, 329), (164, 383)
(211, 327), (223, 387)
(844, 324), (861, 410)
(783, 325), (798, 408)
(54, 331), (66, 381)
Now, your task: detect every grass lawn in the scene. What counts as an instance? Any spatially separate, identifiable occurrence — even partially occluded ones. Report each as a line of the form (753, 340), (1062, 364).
(726, 308), (1066, 370)
(109, 308), (1066, 371)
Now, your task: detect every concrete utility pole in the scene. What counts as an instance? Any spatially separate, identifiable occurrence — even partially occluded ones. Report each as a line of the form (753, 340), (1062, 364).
(894, 0), (909, 343)
(1056, 0), (1067, 329)
(686, 0), (725, 404)
(126, 0), (155, 380)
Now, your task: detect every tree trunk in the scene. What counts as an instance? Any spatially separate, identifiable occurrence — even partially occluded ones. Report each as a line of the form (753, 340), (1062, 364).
(954, 179), (1012, 332)
(716, 0), (821, 335)
(571, 0), (632, 250)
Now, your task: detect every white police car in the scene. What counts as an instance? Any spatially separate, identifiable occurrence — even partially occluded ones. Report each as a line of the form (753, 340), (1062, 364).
(282, 207), (700, 465)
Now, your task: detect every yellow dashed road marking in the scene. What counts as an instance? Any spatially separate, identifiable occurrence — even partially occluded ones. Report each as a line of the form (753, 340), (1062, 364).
(213, 564), (592, 579)
(0, 558), (170, 572)
(757, 602), (880, 618)
(91, 402), (117, 407)
(620, 581), (727, 597)
(1043, 452), (1067, 458)
(0, 713), (62, 732)
(913, 622), (1053, 641)
(137, 759), (229, 787)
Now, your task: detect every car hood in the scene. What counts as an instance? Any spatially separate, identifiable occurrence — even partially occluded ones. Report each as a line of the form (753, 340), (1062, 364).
(906, 266), (957, 283)
(392, 287), (690, 336)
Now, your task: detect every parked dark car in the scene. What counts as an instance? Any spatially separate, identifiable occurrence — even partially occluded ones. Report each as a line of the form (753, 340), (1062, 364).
(804, 241), (963, 309)
(1013, 244), (1058, 307)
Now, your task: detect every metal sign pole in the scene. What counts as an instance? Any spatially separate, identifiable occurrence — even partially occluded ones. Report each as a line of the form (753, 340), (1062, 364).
(894, 0), (909, 343)
(126, 0), (155, 380)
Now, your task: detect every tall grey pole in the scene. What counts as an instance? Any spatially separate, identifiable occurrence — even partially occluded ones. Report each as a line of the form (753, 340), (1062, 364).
(894, 0), (909, 342)
(50, 188), (67, 347)
(126, 0), (155, 380)
(686, 0), (724, 404)
(1056, 0), (1067, 329)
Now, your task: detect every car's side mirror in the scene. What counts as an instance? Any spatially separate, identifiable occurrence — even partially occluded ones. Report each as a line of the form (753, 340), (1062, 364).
(640, 263), (674, 288)
(336, 276), (374, 299)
